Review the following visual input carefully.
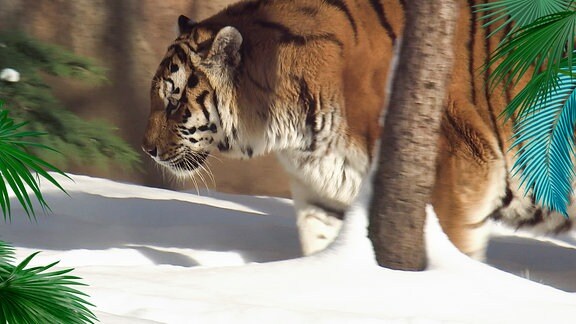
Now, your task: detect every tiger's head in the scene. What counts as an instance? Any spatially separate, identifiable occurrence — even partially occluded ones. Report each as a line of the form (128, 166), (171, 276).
(142, 15), (243, 177)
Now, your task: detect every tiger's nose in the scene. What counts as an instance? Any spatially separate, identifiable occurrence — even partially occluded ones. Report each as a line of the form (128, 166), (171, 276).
(142, 144), (158, 158)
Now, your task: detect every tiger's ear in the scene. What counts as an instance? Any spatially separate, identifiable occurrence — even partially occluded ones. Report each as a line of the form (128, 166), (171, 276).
(178, 15), (196, 35)
(206, 26), (243, 67)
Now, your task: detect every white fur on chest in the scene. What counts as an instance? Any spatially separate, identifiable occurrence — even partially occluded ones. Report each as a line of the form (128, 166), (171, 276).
(219, 92), (370, 209)
(276, 137), (369, 208)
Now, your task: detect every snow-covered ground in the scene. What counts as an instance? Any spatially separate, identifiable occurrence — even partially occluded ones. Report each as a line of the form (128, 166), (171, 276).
(1, 173), (575, 323)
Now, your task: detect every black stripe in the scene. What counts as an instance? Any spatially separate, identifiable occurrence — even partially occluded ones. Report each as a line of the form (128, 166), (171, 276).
(399, 0), (407, 10)
(225, 0), (270, 16)
(196, 90), (210, 120)
(179, 126), (190, 135)
(256, 20), (292, 35)
(166, 101), (178, 116)
(188, 74), (199, 88)
(467, 0), (477, 105)
(444, 109), (495, 163)
(502, 187), (513, 208)
(514, 197), (573, 233)
(169, 44), (188, 63)
(314, 33), (345, 53)
(180, 41), (197, 54)
(369, 0), (397, 44)
(212, 92), (224, 129)
(255, 20), (344, 50)
(160, 57), (171, 69)
(298, 6), (319, 16)
(325, 0), (358, 41)
(246, 147), (254, 158)
(195, 39), (214, 54)
(516, 208), (544, 229)
(298, 77), (318, 151)
(553, 218), (573, 234)
(486, 184), (514, 222)
(217, 138), (231, 151)
(503, 22), (513, 105)
(180, 92), (188, 105)
(481, 0), (506, 165)
(308, 201), (345, 220)
(501, 21), (519, 137)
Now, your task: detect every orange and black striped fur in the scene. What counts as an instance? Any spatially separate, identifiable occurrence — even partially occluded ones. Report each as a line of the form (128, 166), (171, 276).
(142, 0), (574, 258)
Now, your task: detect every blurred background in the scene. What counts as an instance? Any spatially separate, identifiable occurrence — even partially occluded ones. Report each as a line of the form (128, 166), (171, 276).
(0, 0), (291, 197)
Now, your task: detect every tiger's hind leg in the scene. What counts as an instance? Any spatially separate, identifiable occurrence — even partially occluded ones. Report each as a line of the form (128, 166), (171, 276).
(432, 100), (509, 260)
(434, 100), (576, 259)
(432, 155), (505, 260)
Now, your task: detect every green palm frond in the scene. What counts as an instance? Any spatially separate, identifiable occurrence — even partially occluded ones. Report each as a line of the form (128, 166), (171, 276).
(0, 101), (96, 323)
(0, 106), (69, 221)
(486, 10), (576, 96)
(0, 241), (14, 266)
(511, 71), (576, 215)
(0, 250), (97, 324)
(476, 0), (573, 37)
(480, 2), (576, 214)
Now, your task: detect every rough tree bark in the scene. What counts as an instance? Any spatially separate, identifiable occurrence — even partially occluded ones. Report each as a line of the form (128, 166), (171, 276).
(368, 0), (458, 271)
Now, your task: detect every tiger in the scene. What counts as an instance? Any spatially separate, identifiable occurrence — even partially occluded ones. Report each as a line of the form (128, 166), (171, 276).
(142, 0), (575, 260)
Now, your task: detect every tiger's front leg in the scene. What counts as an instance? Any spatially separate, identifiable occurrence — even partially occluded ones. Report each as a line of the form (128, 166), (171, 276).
(277, 130), (369, 255)
(290, 180), (345, 255)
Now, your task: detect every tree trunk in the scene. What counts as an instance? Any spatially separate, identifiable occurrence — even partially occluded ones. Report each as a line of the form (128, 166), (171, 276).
(368, 0), (458, 271)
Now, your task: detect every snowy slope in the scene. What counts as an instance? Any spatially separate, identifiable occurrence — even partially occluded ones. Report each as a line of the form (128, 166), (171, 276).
(1, 174), (575, 323)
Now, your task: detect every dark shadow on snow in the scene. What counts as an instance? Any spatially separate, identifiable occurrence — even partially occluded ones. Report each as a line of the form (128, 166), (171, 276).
(0, 191), (302, 266)
(486, 235), (576, 292)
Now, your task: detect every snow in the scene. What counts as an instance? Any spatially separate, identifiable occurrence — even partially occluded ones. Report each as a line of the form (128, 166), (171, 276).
(1, 173), (575, 323)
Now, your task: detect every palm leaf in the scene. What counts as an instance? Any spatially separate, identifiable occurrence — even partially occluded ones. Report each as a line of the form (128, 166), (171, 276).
(0, 107), (70, 221)
(511, 71), (576, 215)
(0, 105), (96, 323)
(486, 10), (576, 94)
(0, 251), (97, 324)
(476, 0), (573, 37)
(0, 153), (35, 218)
(0, 241), (15, 266)
(479, 3), (576, 214)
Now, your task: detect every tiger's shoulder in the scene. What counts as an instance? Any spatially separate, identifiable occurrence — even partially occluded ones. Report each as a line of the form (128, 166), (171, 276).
(188, 0), (402, 155)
